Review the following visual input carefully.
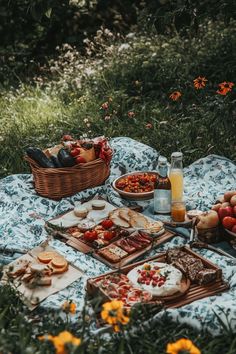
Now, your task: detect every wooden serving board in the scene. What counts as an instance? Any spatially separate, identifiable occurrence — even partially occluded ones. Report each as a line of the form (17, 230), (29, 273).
(50, 227), (176, 268)
(87, 246), (229, 308)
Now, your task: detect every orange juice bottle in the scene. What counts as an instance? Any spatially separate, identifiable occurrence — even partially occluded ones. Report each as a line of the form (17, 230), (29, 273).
(169, 152), (184, 201)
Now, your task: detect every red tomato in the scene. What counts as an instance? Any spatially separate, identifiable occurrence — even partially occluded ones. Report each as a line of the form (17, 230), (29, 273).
(222, 216), (236, 230)
(103, 231), (114, 241)
(83, 230), (98, 242)
(101, 219), (114, 229)
(70, 148), (80, 157)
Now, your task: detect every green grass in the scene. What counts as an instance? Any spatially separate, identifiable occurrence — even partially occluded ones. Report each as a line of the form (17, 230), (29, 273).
(0, 21), (235, 178)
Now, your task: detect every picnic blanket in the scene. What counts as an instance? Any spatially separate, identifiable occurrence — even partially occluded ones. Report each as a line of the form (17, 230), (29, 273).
(0, 137), (236, 334)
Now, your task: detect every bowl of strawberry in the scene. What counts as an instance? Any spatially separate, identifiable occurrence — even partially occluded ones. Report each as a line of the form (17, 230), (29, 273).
(211, 190), (236, 238)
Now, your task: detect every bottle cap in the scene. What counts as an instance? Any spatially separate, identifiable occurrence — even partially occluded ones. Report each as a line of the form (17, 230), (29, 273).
(171, 151), (183, 158)
(158, 156), (167, 166)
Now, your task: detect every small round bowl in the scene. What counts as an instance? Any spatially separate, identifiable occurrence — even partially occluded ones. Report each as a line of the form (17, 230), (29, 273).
(112, 171), (159, 200)
(197, 226), (221, 243)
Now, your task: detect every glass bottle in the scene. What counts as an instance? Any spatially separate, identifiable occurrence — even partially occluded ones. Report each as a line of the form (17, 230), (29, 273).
(154, 156), (171, 214)
(169, 152), (184, 201)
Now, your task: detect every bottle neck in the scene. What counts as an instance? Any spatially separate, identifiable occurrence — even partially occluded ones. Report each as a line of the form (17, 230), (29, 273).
(159, 165), (168, 178)
(170, 157), (183, 170)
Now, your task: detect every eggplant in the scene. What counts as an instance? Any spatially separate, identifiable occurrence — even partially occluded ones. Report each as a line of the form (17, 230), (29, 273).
(50, 155), (63, 168)
(26, 147), (55, 168)
(57, 148), (75, 167)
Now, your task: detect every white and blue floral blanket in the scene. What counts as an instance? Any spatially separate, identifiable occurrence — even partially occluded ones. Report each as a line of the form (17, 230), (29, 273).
(0, 137), (236, 334)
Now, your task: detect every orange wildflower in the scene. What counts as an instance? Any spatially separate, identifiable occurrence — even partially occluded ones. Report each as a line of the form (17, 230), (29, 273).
(167, 338), (201, 354)
(193, 76), (207, 89)
(169, 91), (182, 101)
(39, 331), (81, 354)
(61, 301), (76, 315)
(216, 81), (234, 95)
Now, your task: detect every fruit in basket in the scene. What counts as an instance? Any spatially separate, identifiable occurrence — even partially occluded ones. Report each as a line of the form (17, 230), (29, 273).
(26, 147), (55, 168)
(218, 206), (234, 220)
(75, 156), (86, 164)
(70, 148), (81, 157)
(224, 190), (236, 202)
(62, 134), (73, 141)
(222, 216), (236, 230)
(230, 195), (236, 206)
(196, 210), (219, 229)
(58, 148), (75, 167)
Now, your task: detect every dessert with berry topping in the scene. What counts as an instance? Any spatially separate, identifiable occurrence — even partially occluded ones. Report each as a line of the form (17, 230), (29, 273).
(127, 262), (183, 297)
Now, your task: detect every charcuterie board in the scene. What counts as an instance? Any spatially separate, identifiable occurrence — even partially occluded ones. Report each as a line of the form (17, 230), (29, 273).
(87, 246), (229, 309)
(46, 200), (176, 269)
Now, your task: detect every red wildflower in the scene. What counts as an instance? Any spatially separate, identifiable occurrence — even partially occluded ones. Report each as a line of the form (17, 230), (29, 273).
(101, 102), (109, 110)
(146, 123), (153, 129)
(128, 111), (135, 118)
(216, 81), (234, 95)
(169, 91), (182, 101)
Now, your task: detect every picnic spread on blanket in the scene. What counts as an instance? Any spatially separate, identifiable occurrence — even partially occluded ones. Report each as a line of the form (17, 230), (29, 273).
(0, 136), (236, 335)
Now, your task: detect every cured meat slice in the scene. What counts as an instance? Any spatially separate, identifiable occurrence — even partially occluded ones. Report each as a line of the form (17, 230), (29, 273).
(115, 239), (136, 254)
(133, 233), (152, 244)
(126, 238), (143, 250)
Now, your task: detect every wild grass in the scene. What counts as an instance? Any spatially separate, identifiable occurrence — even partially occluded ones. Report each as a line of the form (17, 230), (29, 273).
(0, 21), (235, 178)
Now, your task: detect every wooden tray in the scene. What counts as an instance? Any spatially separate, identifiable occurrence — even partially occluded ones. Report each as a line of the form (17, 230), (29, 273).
(87, 246), (229, 308)
(48, 225), (176, 269)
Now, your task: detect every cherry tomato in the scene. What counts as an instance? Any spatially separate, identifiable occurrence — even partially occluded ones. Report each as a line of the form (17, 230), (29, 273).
(222, 216), (236, 230)
(83, 230), (98, 242)
(101, 219), (114, 229)
(103, 231), (114, 241)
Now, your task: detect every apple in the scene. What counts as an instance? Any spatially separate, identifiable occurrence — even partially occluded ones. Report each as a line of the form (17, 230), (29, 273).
(211, 203), (222, 211)
(233, 206), (236, 217)
(230, 195), (236, 207)
(218, 206), (233, 220)
(222, 216), (236, 230)
(224, 190), (236, 202)
(197, 210), (219, 229)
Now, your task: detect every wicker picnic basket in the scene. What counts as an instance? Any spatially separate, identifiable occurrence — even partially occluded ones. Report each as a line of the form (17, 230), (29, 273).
(25, 155), (111, 200)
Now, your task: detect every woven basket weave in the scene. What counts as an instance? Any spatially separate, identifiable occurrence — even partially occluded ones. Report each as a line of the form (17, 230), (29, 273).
(25, 156), (110, 200)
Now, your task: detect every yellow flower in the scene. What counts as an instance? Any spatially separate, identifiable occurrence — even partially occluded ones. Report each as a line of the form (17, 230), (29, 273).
(101, 300), (130, 331)
(166, 338), (201, 354)
(193, 76), (207, 89)
(62, 301), (76, 315)
(39, 330), (81, 354)
(169, 91), (182, 101)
